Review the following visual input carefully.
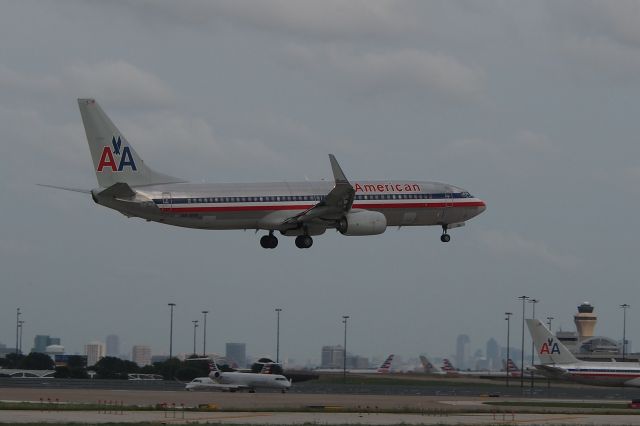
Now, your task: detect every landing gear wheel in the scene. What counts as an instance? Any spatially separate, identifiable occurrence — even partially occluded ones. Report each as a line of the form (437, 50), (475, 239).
(440, 225), (450, 243)
(260, 234), (278, 249)
(295, 235), (313, 249)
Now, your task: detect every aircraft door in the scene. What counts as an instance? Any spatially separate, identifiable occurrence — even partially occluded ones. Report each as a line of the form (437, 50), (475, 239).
(162, 192), (172, 212)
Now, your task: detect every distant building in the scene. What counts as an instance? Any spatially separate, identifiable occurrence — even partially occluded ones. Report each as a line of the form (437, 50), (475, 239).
(321, 345), (344, 368)
(347, 355), (369, 369)
(45, 345), (65, 360)
(106, 335), (120, 357)
(85, 341), (105, 366)
(131, 345), (152, 366)
(32, 335), (61, 353)
(226, 343), (246, 368)
(151, 355), (169, 364)
(54, 354), (87, 368)
(0, 343), (17, 358)
(456, 335), (470, 370)
(486, 338), (500, 370)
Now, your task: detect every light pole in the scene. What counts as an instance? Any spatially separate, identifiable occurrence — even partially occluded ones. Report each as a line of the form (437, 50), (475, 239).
(621, 304), (630, 361)
(192, 320), (199, 356)
(202, 310), (209, 357)
(275, 308), (282, 364)
(18, 320), (24, 355)
(546, 316), (554, 330)
(342, 315), (350, 384)
(529, 299), (538, 388)
(15, 308), (21, 355)
(505, 312), (512, 387)
(168, 303), (176, 359)
(517, 295), (529, 388)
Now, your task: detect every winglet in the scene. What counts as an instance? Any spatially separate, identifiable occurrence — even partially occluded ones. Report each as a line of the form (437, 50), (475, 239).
(329, 154), (350, 185)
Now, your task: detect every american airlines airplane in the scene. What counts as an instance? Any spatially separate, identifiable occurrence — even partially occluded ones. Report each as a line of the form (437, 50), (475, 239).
(440, 358), (521, 378)
(314, 354), (394, 374)
(527, 319), (640, 387)
(419, 356), (445, 375)
(186, 360), (291, 393)
(43, 99), (486, 249)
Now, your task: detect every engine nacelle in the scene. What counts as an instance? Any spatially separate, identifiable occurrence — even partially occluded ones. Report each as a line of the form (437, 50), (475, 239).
(337, 210), (387, 236)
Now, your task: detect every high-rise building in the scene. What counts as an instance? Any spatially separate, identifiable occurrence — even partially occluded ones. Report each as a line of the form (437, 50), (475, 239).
(85, 341), (105, 366)
(456, 334), (470, 370)
(106, 335), (120, 357)
(131, 345), (152, 366)
(320, 345), (345, 368)
(574, 302), (597, 340)
(225, 343), (246, 368)
(486, 338), (500, 370)
(32, 335), (61, 353)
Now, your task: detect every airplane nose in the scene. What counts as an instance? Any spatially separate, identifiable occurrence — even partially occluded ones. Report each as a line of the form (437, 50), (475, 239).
(477, 200), (487, 214)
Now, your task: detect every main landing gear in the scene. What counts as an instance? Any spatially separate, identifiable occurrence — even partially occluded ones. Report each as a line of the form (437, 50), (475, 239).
(260, 232), (278, 249)
(259, 232), (313, 249)
(295, 235), (313, 249)
(440, 225), (451, 243)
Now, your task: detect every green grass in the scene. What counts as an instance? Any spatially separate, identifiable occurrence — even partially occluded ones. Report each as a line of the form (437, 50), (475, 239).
(485, 401), (631, 409)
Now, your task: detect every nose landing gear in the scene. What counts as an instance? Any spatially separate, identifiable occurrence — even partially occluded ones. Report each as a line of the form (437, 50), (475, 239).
(440, 225), (451, 243)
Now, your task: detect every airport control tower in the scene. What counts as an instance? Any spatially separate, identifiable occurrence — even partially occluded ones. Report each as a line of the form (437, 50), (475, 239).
(574, 302), (597, 340)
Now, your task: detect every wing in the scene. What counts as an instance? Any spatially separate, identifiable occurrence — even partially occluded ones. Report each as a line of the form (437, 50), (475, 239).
(282, 154), (355, 227)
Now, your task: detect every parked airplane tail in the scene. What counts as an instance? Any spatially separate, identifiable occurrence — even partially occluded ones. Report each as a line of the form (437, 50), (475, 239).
(526, 319), (579, 365)
(377, 354), (394, 373)
(419, 355), (444, 374)
(77, 99), (185, 188)
(505, 358), (520, 371)
(442, 358), (457, 373)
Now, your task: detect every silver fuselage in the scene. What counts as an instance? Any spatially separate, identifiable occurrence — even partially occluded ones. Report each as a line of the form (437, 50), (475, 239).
(536, 363), (640, 387)
(95, 180), (486, 232)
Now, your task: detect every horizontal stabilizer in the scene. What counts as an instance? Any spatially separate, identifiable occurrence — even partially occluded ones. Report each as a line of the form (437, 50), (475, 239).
(37, 184), (92, 194)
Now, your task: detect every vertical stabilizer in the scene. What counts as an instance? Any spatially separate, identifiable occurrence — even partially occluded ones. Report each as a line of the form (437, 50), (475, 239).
(377, 354), (394, 373)
(442, 358), (457, 373)
(526, 319), (579, 365)
(420, 356), (444, 374)
(78, 99), (185, 188)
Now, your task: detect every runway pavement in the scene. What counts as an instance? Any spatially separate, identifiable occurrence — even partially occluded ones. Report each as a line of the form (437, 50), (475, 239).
(3, 376), (640, 400)
(2, 378), (640, 424)
(1, 409), (640, 424)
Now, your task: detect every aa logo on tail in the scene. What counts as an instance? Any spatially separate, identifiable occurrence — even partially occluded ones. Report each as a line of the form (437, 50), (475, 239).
(97, 136), (137, 172)
(539, 338), (561, 354)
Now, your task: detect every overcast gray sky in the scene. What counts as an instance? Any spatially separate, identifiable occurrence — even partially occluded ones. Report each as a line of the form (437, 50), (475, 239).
(1, 1), (640, 365)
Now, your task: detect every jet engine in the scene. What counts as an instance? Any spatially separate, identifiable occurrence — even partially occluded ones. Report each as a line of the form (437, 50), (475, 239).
(337, 210), (387, 236)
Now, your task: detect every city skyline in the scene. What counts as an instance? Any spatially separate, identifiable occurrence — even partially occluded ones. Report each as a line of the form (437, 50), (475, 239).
(2, 308), (615, 369)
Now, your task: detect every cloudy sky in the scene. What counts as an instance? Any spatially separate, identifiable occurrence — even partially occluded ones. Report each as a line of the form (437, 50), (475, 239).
(1, 1), (640, 365)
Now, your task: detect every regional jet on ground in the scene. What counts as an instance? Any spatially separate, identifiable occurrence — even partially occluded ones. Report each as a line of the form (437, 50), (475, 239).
(185, 360), (291, 393)
(43, 99), (486, 248)
(527, 319), (640, 387)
